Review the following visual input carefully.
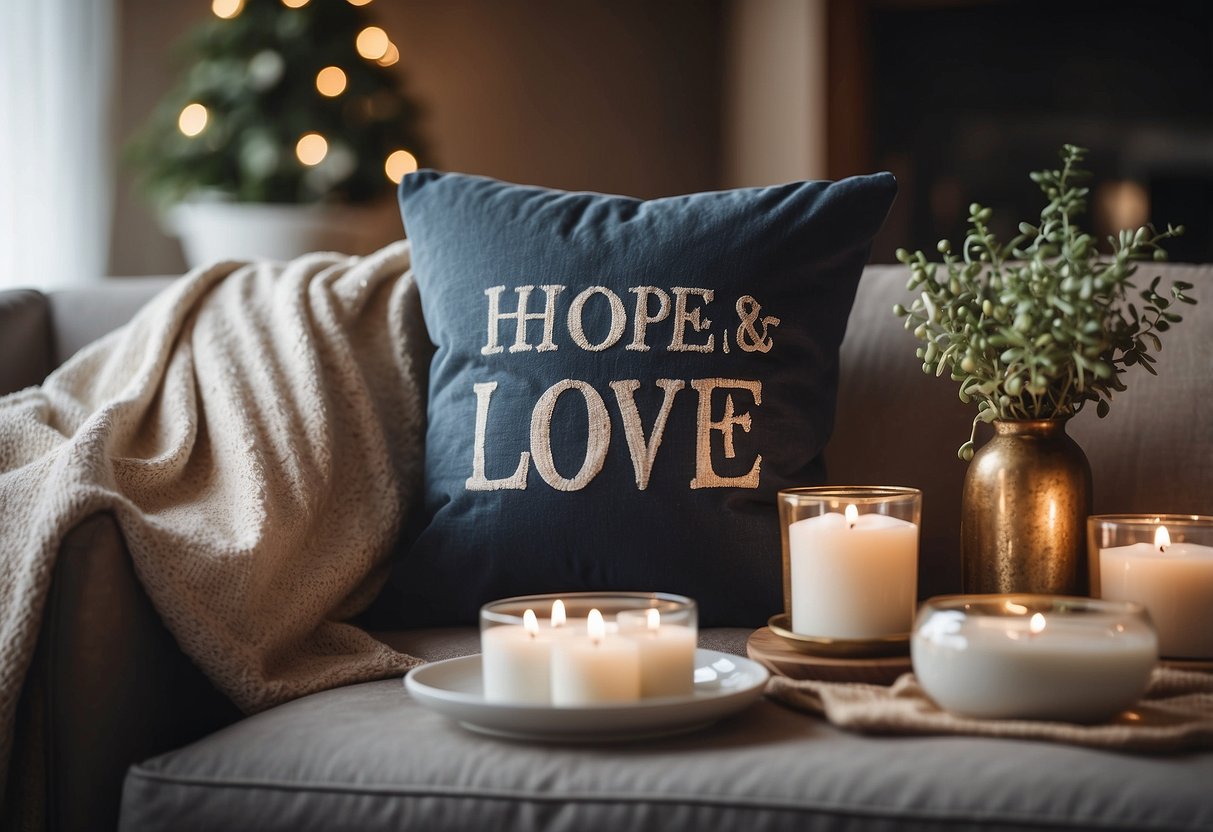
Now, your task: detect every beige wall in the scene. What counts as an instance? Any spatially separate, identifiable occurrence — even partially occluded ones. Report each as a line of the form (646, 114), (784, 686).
(110, 0), (726, 276)
(722, 0), (827, 188)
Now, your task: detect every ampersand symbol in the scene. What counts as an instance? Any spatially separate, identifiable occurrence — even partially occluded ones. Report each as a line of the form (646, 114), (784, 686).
(735, 295), (781, 353)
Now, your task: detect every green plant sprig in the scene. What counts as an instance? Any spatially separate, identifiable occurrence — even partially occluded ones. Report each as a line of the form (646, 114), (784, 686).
(893, 144), (1194, 460)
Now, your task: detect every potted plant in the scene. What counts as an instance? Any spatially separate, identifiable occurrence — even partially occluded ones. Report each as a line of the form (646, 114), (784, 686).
(126, 0), (426, 266)
(894, 144), (1195, 594)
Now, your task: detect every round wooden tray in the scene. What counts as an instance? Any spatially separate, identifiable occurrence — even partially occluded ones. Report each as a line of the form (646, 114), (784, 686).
(746, 627), (912, 685)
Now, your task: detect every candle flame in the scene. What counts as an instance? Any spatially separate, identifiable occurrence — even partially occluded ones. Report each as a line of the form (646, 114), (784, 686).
(1029, 613), (1046, 635)
(551, 599), (566, 628)
(646, 608), (660, 631)
(1155, 525), (1171, 552)
(588, 608), (605, 643)
(1004, 601), (1029, 615)
(845, 504), (859, 528)
(523, 608), (538, 637)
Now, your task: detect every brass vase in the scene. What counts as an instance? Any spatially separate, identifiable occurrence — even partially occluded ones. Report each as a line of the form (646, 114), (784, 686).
(960, 418), (1092, 594)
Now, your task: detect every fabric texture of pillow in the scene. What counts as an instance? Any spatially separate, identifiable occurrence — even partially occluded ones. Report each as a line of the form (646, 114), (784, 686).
(390, 170), (896, 626)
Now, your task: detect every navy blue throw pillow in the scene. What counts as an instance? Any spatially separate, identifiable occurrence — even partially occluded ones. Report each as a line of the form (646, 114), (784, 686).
(391, 170), (896, 626)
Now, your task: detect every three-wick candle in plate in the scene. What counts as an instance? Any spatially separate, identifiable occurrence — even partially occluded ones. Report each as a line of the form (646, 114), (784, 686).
(478, 592), (698, 706)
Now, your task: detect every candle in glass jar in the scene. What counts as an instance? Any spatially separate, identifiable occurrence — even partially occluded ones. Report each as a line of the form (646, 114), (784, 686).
(618, 608), (696, 698)
(550, 609), (640, 706)
(789, 504), (918, 638)
(1099, 526), (1213, 659)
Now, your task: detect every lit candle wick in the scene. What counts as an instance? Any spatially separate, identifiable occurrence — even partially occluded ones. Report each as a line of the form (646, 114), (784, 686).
(587, 608), (605, 646)
(1155, 525), (1171, 554)
(523, 608), (539, 639)
(645, 608), (660, 632)
(845, 504), (859, 529)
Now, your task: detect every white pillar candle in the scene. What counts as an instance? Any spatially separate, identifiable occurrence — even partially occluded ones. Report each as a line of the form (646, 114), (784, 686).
(913, 608), (1157, 722)
(481, 608), (554, 704)
(620, 609), (697, 698)
(551, 609), (641, 706)
(789, 505), (918, 638)
(1100, 526), (1213, 659)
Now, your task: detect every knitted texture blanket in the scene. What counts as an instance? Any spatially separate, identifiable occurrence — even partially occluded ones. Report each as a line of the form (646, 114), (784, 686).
(0, 241), (425, 797)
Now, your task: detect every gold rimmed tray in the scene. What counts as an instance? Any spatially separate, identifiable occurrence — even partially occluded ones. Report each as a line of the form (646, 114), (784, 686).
(767, 614), (910, 658)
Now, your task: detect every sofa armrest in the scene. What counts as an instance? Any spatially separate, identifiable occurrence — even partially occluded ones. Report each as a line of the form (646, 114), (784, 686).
(0, 289), (54, 396)
(7, 514), (240, 832)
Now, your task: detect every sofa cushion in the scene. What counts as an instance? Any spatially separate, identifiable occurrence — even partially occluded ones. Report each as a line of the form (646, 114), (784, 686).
(120, 627), (1213, 832)
(392, 170), (897, 627)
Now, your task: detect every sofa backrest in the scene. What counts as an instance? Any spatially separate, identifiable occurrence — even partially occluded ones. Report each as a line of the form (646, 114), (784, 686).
(4, 263), (1209, 599)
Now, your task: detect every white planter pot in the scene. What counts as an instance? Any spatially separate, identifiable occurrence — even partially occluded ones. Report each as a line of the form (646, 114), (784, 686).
(168, 201), (400, 268)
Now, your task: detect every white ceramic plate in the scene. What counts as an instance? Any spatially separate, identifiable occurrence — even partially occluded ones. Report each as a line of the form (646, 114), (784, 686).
(404, 648), (769, 742)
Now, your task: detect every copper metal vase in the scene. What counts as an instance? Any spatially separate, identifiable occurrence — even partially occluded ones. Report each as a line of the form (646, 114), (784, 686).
(960, 418), (1092, 595)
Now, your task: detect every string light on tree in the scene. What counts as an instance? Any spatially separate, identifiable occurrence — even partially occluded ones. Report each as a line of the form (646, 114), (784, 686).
(376, 43), (399, 67)
(355, 26), (390, 60)
(178, 103), (209, 137)
(384, 149), (418, 183)
(296, 133), (329, 166)
(315, 66), (347, 97)
(212, 0), (243, 19)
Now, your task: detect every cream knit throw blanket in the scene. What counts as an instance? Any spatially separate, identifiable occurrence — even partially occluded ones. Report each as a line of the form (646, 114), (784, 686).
(0, 241), (425, 793)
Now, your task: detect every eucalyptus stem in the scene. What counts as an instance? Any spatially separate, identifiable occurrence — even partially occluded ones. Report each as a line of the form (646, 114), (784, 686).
(893, 144), (1195, 460)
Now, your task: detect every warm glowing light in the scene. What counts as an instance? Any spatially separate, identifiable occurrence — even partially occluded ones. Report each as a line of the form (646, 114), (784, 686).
(1029, 613), (1047, 635)
(845, 504), (859, 528)
(523, 608), (538, 637)
(295, 133), (328, 166)
(347, 0), (372, 5)
(1096, 180), (1150, 235)
(384, 149), (418, 183)
(551, 599), (566, 628)
(645, 608), (660, 631)
(588, 608), (605, 643)
(377, 42), (400, 67)
(178, 103), (208, 137)
(1004, 601), (1029, 615)
(315, 66), (347, 97)
(356, 26), (390, 60)
(212, 0), (243, 19)
(281, 0), (309, 7)
(1155, 525), (1171, 552)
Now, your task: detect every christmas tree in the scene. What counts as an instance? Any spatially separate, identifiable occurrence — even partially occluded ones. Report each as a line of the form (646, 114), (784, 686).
(127, 0), (426, 207)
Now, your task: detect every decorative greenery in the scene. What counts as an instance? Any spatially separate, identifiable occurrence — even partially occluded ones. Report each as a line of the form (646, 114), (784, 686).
(894, 145), (1195, 460)
(126, 0), (425, 207)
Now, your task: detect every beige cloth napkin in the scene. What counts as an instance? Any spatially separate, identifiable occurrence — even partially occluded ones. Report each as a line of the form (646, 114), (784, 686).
(767, 668), (1213, 752)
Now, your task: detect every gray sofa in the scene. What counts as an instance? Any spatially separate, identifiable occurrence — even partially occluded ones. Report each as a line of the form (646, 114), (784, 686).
(2, 263), (1211, 831)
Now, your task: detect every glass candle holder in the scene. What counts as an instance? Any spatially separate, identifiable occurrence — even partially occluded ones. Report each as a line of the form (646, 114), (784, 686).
(777, 486), (921, 639)
(912, 595), (1158, 723)
(1088, 514), (1213, 659)
(479, 592), (697, 705)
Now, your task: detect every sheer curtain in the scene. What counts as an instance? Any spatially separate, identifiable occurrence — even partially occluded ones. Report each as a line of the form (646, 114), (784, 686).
(0, 0), (116, 290)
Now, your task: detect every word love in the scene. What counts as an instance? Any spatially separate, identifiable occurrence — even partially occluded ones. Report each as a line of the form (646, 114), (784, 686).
(481, 284), (781, 356)
(468, 377), (762, 492)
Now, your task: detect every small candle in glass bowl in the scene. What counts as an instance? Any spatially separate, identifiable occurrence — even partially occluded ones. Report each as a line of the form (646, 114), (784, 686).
(1089, 514), (1213, 659)
(912, 595), (1157, 723)
(550, 609), (641, 706)
(617, 598), (698, 698)
(479, 598), (569, 704)
(778, 487), (921, 639)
